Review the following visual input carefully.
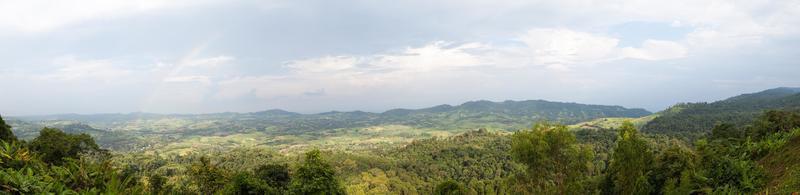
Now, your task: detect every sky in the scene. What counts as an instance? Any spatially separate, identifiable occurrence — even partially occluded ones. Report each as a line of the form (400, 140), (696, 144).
(1, 0), (799, 115)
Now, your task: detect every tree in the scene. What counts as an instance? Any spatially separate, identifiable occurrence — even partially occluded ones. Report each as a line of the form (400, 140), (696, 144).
(0, 114), (17, 143)
(606, 122), (653, 195)
(710, 123), (742, 140)
(748, 110), (800, 138)
(255, 163), (290, 190)
(696, 138), (766, 192)
(190, 156), (227, 194)
(29, 127), (104, 165)
(290, 149), (344, 195)
(148, 174), (166, 194)
(510, 122), (594, 194)
(651, 140), (698, 193)
(434, 180), (466, 195)
(222, 172), (276, 195)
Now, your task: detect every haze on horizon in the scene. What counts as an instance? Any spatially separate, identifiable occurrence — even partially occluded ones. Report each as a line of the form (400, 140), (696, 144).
(1, 0), (799, 116)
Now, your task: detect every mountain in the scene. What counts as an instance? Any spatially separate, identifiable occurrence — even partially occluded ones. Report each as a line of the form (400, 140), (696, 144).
(12, 99), (650, 133)
(7, 99), (649, 152)
(642, 87), (800, 137)
(377, 100), (651, 130)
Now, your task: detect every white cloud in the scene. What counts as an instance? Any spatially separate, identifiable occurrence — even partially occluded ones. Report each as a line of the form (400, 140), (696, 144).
(285, 56), (359, 73)
(163, 75), (211, 84)
(0, 0), (220, 33)
(519, 28), (620, 68)
(622, 40), (687, 61)
(370, 42), (488, 72)
(215, 42), (496, 100)
(518, 28), (686, 69)
(213, 28), (691, 100)
(38, 55), (131, 82)
(184, 55), (235, 67)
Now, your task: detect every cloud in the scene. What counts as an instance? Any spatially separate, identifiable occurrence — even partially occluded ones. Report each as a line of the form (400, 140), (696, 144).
(214, 42), (495, 100)
(184, 55), (235, 67)
(3, 0), (800, 115)
(518, 28), (687, 70)
(163, 75), (211, 84)
(38, 55), (131, 82)
(622, 40), (687, 60)
(286, 56), (359, 73)
(370, 42), (488, 72)
(519, 28), (620, 69)
(0, 0), (220, 33)
(214, 28), (689, 101)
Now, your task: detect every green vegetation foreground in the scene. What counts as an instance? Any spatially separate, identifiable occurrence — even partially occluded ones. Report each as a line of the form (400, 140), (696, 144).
(2, 109), (800, 194)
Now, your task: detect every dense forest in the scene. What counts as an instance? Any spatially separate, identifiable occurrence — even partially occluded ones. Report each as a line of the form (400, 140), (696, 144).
(2, 88), (800, 194)
(642, 87), (800, 139)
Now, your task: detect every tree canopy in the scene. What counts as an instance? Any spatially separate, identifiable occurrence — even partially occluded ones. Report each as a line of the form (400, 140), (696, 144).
(510, 122), (594, 194)
(0, 115), (16, 143)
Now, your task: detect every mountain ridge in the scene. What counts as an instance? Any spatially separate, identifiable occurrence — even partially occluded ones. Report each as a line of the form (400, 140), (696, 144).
(642, 87), (800, 138)
(11, 99), (651, 122)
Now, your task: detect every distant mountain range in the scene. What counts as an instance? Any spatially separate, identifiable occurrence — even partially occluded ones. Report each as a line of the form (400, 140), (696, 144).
(11, 99), (651, 133)
(7, 87), (800, 152)
(14, 99), (651, 122)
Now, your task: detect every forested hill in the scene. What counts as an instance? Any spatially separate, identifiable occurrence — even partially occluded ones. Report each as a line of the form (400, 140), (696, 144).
(642, 87), (800, 137)
(377, 100), (651, 129)
(12, 99), (650, 132)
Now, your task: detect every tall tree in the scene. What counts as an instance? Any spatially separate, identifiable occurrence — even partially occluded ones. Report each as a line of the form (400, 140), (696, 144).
(606, 122), (653, 195)
(190, 156), (227, 194)
(290, 149), (345, 195)
(0, 114), (17, 143)
(434, 180), (466, 195)
(222, 172), (275, 195)
(29, 127), (103, 165)
(651, 140), (698, 193)
(510, 122), (594, 194)
(255, 163), (291, 192)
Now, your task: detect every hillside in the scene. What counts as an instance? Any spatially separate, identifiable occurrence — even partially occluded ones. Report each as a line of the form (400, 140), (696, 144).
(568, 114), (658, 130)
(760, 135), (800, 192)
(642, 87), (800, 138)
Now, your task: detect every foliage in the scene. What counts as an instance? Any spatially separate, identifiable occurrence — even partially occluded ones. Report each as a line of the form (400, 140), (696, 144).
(758, 130), (800, 192)
(384, 129), (521, 194)
(606, 122), (654, 195)
(748, 110), (800, 139)
(148, 173), (166, 193)
(650, 140), (698, 192)
(221, 172), (276, 195)
(643, 87), (800, 139)
(254, 163), (291, 191)
(289, 149), (345, 195)
(433, 180), (466, 195)
(2, 88), (800, 194)
(0, 141), (34, 169)
(0, 115), (16, 143)
(0, 134), (140, 194)
(29, 127), (105, 165)
(510, 122), (595, 194)
(189, 156), (227, 194)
